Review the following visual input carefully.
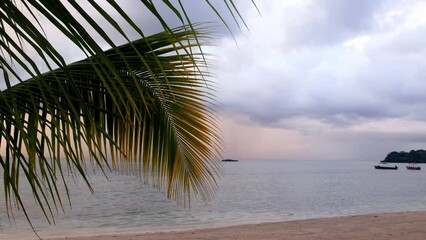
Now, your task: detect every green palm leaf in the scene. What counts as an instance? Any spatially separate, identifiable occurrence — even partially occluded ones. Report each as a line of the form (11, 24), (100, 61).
(0, 25), (221, 225)
(0, 1), (257, 233)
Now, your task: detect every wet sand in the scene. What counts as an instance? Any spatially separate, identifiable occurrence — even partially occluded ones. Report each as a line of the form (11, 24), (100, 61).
(46, 211), (426, 240)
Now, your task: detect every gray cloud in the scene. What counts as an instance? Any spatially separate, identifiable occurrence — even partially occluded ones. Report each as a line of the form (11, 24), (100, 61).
(7, 1), (243, 85)
(276, 0), (385, 49)
(216, 0), (426, 128)
(90, 1), (244, 44)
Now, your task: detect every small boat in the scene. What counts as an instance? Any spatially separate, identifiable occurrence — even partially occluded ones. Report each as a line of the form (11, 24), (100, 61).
(374, 164), (398, 170)
(406, 163), (421, 170)
(222, 159), (238, 162)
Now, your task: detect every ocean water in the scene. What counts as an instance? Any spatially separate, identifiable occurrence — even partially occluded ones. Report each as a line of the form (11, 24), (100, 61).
(2, 160), (426, 239)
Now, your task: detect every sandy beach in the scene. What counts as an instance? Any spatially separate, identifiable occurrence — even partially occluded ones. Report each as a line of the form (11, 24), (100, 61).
(43, 211), (426, 240)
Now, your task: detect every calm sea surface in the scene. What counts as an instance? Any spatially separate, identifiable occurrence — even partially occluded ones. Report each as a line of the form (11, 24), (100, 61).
(2, 160), (426, 239)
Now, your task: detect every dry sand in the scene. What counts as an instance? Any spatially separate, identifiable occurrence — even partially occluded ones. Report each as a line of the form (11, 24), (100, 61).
(46, 211), (426, 240)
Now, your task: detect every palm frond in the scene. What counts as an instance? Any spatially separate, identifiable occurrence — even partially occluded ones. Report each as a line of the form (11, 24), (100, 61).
(0, 25), (221, 223)
(0, 0), (257, 230)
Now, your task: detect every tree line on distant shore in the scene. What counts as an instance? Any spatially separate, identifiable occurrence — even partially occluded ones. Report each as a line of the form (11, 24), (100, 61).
(382, 150), (426, 163)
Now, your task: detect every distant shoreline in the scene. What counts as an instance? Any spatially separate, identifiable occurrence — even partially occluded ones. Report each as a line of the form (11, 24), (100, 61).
(37, 211), (426, 240)
(382, 160), (426, 163)
(382, 149), (426, 163)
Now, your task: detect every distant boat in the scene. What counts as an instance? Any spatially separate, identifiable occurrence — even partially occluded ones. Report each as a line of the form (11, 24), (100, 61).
(222, 159), (238, 162)
(374, 164), (398, 170)
(406, 163), (421, 170)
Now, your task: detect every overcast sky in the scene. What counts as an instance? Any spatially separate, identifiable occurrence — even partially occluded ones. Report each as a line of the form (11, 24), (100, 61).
(10, 0), (426, 161)
(211, 0), (426, 161)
